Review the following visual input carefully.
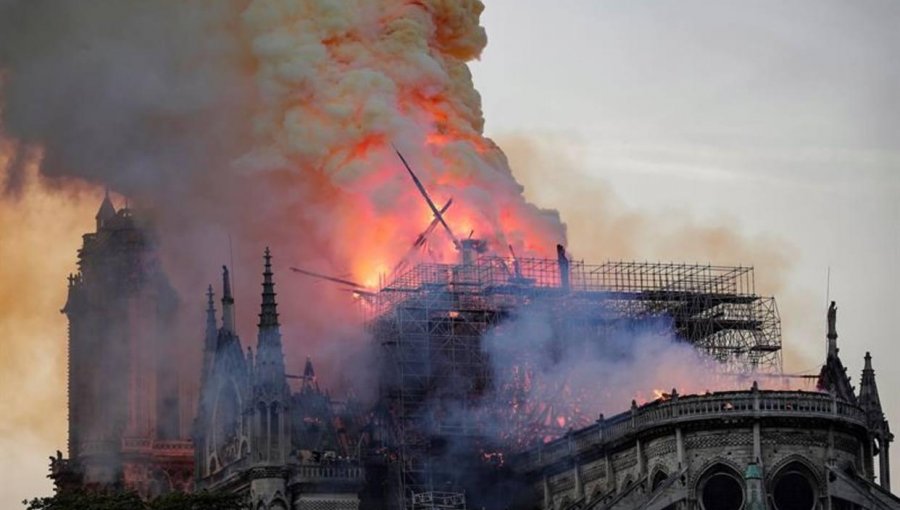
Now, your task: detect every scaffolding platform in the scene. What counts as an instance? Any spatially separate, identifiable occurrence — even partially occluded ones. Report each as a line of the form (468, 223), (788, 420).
(365, 256), (783, 509)
(367, 257), (781, 371)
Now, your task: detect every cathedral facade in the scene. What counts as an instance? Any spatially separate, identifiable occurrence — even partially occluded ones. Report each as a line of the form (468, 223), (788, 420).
(52, 195), (900, 510)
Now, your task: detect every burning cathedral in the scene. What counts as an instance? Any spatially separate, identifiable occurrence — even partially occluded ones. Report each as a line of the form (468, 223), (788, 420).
(51, 190), (899, 510)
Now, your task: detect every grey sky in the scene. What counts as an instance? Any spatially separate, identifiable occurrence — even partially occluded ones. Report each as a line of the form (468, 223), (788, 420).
(472, 0), (900, 476)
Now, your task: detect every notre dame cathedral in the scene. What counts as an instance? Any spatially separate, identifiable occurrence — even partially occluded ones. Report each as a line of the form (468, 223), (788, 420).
(52, 194), (900, 510)
(52, 195), (364, 509)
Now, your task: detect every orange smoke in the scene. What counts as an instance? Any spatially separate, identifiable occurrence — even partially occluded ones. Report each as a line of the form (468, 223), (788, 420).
(0, 137), (100, 503)
(237, 0), (566, 289)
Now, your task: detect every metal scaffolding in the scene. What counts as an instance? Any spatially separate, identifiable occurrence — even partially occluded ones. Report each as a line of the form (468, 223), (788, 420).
(412, 491), (467, 510)
(365, 255), (782, 509)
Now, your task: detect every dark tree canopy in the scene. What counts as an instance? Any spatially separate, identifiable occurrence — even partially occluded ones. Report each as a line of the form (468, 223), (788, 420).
(23, 490), (243, 510)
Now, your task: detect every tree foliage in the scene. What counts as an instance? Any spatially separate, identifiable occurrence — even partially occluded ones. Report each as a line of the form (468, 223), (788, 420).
(23, 490), (243, 510)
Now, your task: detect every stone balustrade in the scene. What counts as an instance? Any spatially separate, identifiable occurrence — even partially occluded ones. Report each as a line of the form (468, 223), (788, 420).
(517, 389), (867, 473)
(78, 438), (194, 458)
(289, 463), (365, 484)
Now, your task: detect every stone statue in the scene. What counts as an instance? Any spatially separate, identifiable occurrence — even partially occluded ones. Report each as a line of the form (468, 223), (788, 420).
(827, 301), (837, 338)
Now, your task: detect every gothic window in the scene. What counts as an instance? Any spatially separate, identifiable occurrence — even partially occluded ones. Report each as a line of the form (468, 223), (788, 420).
(697, 464), (744, 510)
(257, 401), (268, 461)
(651, 469), (668, 491)
(270, 403), (281, 459)
(213, 383), (240, 465)
(771, 461), (817, 510)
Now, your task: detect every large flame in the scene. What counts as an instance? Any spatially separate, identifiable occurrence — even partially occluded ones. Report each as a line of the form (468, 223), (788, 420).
(237, 0), (566, 286)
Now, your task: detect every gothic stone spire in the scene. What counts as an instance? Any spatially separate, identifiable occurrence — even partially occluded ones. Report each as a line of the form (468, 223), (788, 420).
(860, 352), (884, 418)
(255, 248), (286, 383)
(95, 189), (116, 231)
(258, 247), (279, 329)
(859, 352), (893, 491)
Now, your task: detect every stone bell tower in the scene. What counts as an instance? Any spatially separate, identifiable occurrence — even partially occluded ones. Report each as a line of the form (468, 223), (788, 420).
(56, 192), (193, 495)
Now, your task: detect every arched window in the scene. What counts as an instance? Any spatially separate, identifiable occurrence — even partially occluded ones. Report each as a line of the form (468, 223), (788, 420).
(270, 403), (281, 459)
(771, 461), (818, 510)
(212, 384), (240, 464)
(697, 464), (744, 510)
(257, 401), (268, 460)
(652, 469), (669, 491)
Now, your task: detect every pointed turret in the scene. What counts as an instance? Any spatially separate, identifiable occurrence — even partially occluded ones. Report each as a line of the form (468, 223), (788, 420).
(860, 352), (883, 417)
(860, 352), (893, 490)
(258, 247), (279, 329)
(254, 247), (286, 386)
(196, 275), (249, 480)
(95, 189), (116, 231)
(251, 248), (290, 468)
(221, 265), (235, 333)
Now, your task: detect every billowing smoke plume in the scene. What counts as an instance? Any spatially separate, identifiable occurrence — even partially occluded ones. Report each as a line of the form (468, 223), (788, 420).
(0, 0), (564, 391)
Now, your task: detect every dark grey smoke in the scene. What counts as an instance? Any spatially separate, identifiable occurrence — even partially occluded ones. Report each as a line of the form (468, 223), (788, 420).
(0, 0), (250, 195)
(0, 1), (371, 398)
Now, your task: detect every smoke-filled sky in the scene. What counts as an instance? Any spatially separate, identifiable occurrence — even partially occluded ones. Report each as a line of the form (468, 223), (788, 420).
(1, 0), (898, 507)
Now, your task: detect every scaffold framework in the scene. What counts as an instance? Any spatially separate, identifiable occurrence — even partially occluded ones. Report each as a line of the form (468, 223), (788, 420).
(365, 255), (782, 509)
